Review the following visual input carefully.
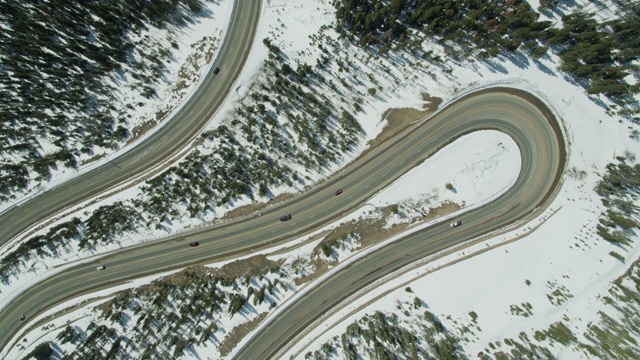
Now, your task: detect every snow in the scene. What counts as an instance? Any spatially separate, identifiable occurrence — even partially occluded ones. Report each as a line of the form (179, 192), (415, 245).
(370, 131), (520, 211)
(233, 135), (524, 358)
(280, 10), (640, 360)
(0, 0), (235, 215)
(6, 269), (181, 359)
(4, 0), (640, 358)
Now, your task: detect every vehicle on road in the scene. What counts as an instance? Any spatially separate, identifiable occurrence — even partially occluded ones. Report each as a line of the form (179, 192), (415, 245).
(213, 67), (220, 75)
(450, 220), (462, 228)
(280, 214), (292, 221)
(189, 242), (200, 247)
(96, 265), (106, 270)
(19, 315), (25, 321)
(334, 188), (343, 196)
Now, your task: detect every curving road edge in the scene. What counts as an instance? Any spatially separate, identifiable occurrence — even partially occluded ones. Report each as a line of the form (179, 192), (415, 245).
(0, 0), (261, 249)
(0, 87), (566, 357)
(0, 83), (566, 357)
(234, 87), (566, 359)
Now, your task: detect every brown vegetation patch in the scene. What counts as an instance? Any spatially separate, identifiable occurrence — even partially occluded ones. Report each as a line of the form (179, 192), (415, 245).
(358, 206), (412, 248)
(95, 290), (133, 317)
(218, 312), (268, 357)
(222, 202), (265, 219)
(423, 201), (460, 221)
(300, 200), (461, 285)
(98, 255), (281, 316)
(80, 153), (107, 167)
(294, 261), (332, 286)
(211, 254), (282, 278)
(421, 93), (443, 112)
(222, 192), (295, 219)
(125, 119), (160, 147)
(268, 192), (296, 204)
(364, 93), (442, 154)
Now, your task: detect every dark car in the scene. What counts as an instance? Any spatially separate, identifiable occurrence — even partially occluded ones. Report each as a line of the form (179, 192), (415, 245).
(450, 220), (462, 228)
(280, 214), (292, 221)
(213, 67), (220, 75)
(19, 315), (25, 321)
(189, 242), (200, 247)
(334, 188), (343, 196)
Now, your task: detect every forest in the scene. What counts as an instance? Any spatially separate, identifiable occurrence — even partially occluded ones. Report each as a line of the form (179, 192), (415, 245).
(334, 0), (640, 107)
(1, 23), (366, 279)
(0, 0), (205, 202)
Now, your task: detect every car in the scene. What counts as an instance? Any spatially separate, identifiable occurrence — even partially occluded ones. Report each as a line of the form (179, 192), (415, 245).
(279, 214), (292, 221)
(96, 265), (106, 270)
(334, 188), (343, 196)
(213, 67), (220, 75)
(450, 220), (462, 228)
(189, 242), (199, 247)
(19, 315), (25, 321)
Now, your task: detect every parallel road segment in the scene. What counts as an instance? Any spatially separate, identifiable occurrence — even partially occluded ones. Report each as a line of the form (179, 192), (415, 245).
(235, 88), (566, 358)
(0, 88), (565, 357)
(0, 0), (261, 248)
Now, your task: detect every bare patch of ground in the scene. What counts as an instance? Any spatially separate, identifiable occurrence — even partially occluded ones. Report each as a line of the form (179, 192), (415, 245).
(126, 36), (221, 147)
(422, 201), (460, 221)
(363, 93), (442, 156)
(295, 200), (460, 286)
(219, 312), (268, 357)
(294, 260), (332, 286)
(222, 202), (265, 219)
(222, 192), (295, 219)
(210, 254), (282, 278)
(125, 119), (161, 147)
(175, 36), (219, 92)
(345, 205), (410, 249)
(98, 256), (282, 312)
(268, 192), (296, 205)
(163, 255), (282, 282)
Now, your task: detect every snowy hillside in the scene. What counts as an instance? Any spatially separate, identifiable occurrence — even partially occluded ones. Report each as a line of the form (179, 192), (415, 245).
(0, 0), (233, 206)
(5, 129), (522, 360)
(3, 0), (640, 359)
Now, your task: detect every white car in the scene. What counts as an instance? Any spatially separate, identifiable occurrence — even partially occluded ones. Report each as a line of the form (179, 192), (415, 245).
(450, 220), (462, 228)
(96, 265), (106, 270)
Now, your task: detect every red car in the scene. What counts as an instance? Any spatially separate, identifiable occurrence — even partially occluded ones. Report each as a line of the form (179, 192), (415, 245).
(334, 188), (343, 196)
(280, 214), (292, 221)
(189, 242), (199, 247)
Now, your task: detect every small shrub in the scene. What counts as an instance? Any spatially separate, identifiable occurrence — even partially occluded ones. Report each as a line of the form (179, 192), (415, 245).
(609, 251), (625, 262)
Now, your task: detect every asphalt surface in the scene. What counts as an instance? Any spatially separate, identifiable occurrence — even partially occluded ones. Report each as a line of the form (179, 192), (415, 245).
(234, 88), (566, 359)
(0, 0), (260, 248)
(0, 87), (565, 357)
(0, 0), (261, 354)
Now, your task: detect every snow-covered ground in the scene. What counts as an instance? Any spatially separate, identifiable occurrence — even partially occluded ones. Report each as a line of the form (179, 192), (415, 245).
(0, 0), (235, 310)
(0, 0), (234, 215)
(5, 126), (522, 360)
(272, 2), (640, 359)
(370, 131), (520, 211)
(3, 0), (640, 358)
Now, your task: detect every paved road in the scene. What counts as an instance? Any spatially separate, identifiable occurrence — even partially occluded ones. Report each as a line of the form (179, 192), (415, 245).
(0, 0), (261, 248)
(0, 88), (565, 356)
(234, 88), (566, 359)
